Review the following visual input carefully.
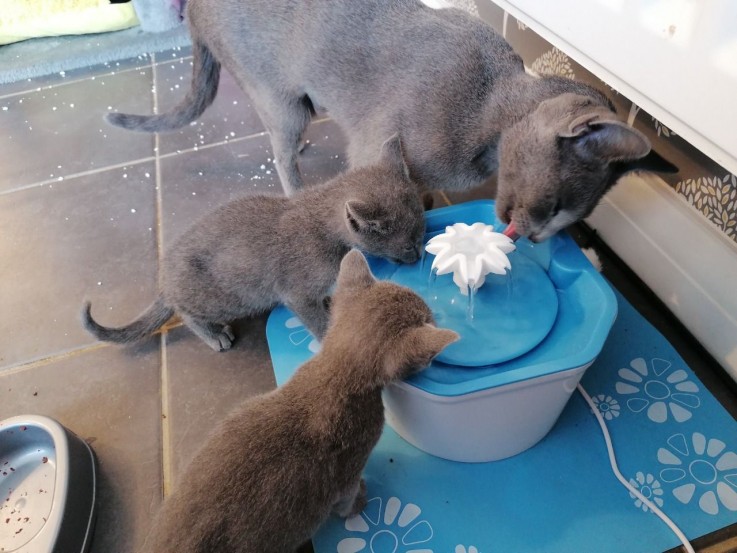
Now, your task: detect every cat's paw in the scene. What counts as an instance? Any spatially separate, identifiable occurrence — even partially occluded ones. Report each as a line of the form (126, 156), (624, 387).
(215, 331), (234, 351)
(205, 327), (234, 352)
(349, 480), (368, 517)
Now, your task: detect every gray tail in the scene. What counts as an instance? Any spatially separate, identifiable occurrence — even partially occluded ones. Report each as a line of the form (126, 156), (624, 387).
(105, 39), (220, 132)
(82, 297), (175, 344)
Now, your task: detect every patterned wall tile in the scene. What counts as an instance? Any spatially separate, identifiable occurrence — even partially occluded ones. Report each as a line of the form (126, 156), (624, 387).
(631, 106), (737, 241)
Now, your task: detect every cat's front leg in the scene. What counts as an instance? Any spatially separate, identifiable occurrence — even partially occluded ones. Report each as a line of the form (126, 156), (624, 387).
(332, 478), (367, 518)
(285, 296), (329, 340)
(181, 314), (235, 352)
(248, 92), (311, 196)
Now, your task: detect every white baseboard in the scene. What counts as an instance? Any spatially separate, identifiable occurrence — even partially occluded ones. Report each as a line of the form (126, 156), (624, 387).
(587, 174), (737, 381)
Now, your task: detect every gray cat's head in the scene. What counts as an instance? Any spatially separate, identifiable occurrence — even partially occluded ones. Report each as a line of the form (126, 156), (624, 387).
(343, 135), (426, 264)
(329, 250), (458, 383)
(496, 93), (677, 242)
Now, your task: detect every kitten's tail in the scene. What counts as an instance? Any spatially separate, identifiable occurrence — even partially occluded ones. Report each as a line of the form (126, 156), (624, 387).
(106, 39), (220, 132)
(82, 296), (175, 344)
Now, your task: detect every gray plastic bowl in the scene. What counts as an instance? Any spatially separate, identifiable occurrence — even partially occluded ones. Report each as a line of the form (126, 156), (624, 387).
(0, 415), (96, 553)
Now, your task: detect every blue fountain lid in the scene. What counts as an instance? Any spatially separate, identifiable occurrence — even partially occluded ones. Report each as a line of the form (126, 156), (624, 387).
(385, 228), (558, 367)
(367, 201), (617, 396)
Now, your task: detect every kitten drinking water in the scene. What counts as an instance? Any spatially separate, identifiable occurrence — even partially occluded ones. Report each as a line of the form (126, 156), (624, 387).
(82, 135), (425, 350)
(137, 250), (458, 553)
(106, 0), (676, 241)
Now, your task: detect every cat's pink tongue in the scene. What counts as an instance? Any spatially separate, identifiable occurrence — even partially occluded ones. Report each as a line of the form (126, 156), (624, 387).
(502, 222), (520, 241)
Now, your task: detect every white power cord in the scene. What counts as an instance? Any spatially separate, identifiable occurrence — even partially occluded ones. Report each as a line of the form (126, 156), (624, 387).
(577, 383), (696, 553)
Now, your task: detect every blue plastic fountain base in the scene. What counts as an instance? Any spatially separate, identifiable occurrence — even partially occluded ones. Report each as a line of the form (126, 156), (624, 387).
(268, 200), (618, 464)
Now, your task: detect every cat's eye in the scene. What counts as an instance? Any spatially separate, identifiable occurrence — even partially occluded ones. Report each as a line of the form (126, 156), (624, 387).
(404, 245), (415, 252)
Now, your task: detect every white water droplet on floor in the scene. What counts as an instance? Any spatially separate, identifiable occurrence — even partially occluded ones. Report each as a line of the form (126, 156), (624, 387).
(145, 173), (150, 178)
(130, 208), (136, 213)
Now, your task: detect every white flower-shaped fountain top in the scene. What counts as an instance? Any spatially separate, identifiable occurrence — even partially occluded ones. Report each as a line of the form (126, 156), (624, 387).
(425, 222), (516, 295)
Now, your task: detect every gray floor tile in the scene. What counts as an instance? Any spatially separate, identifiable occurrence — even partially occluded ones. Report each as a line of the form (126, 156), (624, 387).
(0, 68), (155, 192)
(0, 344), (163, 553)
(163, 316), (276, 483)
(0, 163), (158, 369)
(153, 59), (265, 155)
(158, 118), (347, 249)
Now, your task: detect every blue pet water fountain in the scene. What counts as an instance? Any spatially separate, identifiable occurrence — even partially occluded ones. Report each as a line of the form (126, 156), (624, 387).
(267, 200), (617, 462)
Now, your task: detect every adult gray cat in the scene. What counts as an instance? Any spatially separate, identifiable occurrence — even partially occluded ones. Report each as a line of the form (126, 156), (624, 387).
(82, 136), (425, 351)
(107, 0), (676, 241)
(137, 250), (458, 553)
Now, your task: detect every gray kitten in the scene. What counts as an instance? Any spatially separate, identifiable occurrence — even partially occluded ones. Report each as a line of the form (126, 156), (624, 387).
(82, 135), (425, 350)
(137, 250), (459, 553)
(106, 0), (676, 241)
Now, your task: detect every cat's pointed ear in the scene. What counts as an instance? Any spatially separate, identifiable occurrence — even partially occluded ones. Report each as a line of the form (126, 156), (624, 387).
(381, 133), (412, 180)
(385, 324), (459, 380)
(336, 249), (376, 293)
(561, 115), (651, 163)
(345, 200), (386, 234)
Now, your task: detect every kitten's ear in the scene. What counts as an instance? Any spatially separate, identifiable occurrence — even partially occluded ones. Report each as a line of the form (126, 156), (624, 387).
(561, 115), (651, 163)
(385, 324), (459, 380)
(381, 133), (412, 180)
(336, 250), (376, 292)
(345, 200), (387, 234)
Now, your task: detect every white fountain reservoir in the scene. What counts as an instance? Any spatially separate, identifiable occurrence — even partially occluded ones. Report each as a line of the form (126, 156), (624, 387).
(368, 200), (617, 462)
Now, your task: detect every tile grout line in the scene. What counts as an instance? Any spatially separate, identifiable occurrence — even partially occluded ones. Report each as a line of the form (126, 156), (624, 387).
(0, 156), (155, 197)
(151, 52), (174, 498)
(0, 342), (111, 377)
(0, 321), (184, 377)
(0, 55), (194, 102)
(438, 190), (453, 206)
(0, 117), (334, 197)
(0, 126), (278, 198)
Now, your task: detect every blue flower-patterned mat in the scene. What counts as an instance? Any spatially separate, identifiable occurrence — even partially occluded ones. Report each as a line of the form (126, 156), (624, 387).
(266, 289), (737, 553)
